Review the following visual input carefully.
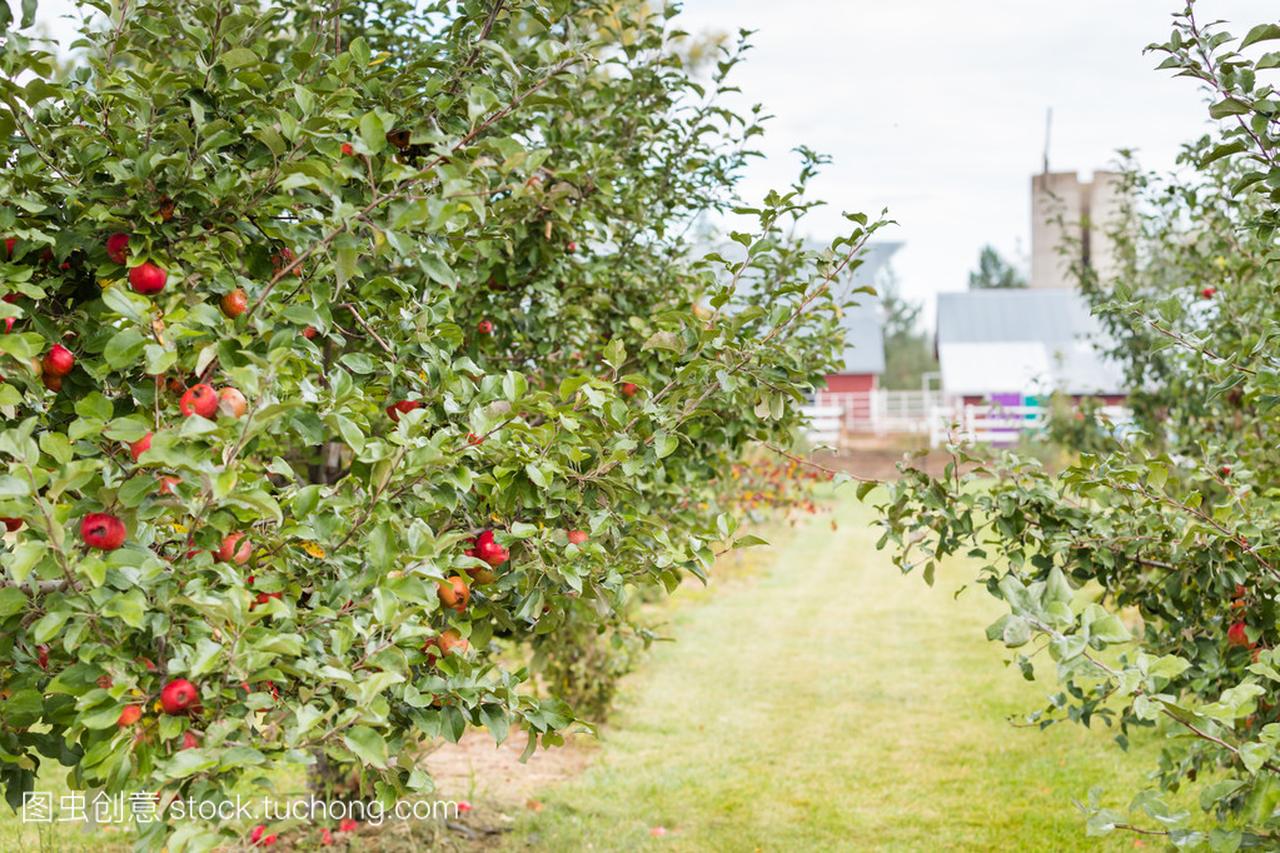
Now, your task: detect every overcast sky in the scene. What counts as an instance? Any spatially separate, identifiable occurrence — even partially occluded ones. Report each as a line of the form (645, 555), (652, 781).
(677, 0), (1275, 327)
(31, 1), (1274, 328)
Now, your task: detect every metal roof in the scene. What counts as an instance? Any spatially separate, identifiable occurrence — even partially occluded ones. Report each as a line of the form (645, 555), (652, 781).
(935, 289), (1125, 395)
(838, 299), (886, 375)
(936, 288), (1102, 344)
(830, 241), (898, 375)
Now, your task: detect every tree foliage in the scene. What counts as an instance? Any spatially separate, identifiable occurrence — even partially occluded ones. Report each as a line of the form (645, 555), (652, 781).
(967, 244), (1025, 290)
(0, 0), (881, 846)
(879, 4), (1280, 845)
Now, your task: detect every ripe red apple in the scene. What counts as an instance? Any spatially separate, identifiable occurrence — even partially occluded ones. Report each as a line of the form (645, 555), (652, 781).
(386, 399), (422, 422)
(424, 628), (469, 661)
(436, 576), (470, 612)
(1228, 621), (1252, 648)
(117, 704), (142, 727)
(129, 432), (153, 462)
(221, 288), (247, 318)
(466, 432), (484, 446)
(477, 319), (493, 335)
(218, 386), (248, 418)
(472, 529), (509, 567)
(253, 590), (282, 608)
(2, 238), (14, 257)
(565, 241), (577, 254)
(1, 517), (22, 532)
(156, 196), (176, 221)
(567, 529), (588, 545)
(301, 325), (318, 340)
(43, 344), (74, 377)
(1220, 465), (1232, 477)
(128, 261), (168, 295)
(36, 645), (48, 670)
(2, 317), (13, 334)
(160, 678), (199, 714)
(340, 142), (354, 156)
(42, 373), (62, 393)
(216, 532), (252, 565)
(1202, 286), (1217, 299)
(271, 247), (296, 274)
(620, 382), (637, 398)
(105, 232), (130, 264)
(157, 475), (181, 495)
(81, 512), (126, 550)
(249, 824), (278, 846)
(180, 730), (200, 750)
(180, 384), (218, 418)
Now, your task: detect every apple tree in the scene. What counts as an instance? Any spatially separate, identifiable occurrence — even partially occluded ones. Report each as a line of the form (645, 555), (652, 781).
(0, 0), (879, 846)
(877, 4), (1280, 846)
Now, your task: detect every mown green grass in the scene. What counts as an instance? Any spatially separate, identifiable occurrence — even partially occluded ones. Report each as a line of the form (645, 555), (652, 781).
(507, 489), (1167, 851)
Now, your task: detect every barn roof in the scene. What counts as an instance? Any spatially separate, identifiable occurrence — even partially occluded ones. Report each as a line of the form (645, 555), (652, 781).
(935, 289), (1125, 395)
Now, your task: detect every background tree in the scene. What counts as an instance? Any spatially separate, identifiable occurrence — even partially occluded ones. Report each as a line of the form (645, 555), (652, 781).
(967, 244), (1026, 289)
(0, 0), (880, 847)
(877, 4), (1280, 845)
(878, 268), (937, 391)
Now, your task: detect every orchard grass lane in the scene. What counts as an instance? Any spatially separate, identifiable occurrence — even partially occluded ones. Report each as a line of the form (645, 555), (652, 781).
(509, 489), (1174, 851)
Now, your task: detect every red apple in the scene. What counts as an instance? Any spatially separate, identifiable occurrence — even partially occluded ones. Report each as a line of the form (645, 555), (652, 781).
(129, 432), (153, 462)
(338, 818), (358, 832)
(1228, 621), (1252, 648)
(159, 678), (199, 714)
(1202, 286), (1217, 299)
(436, 576), (470, 612)
(386, 399), (422, 423)
(218, 386), (247, 418)
(340, 142), (354, 156)
(301, 325), (318, 340)
(477, 319), (493, 335)
(424, 628), (469, 661)
(1221, 465), (1232, 477)
(117, 704), (142, 727)
(472, 529), (509, 567)
(221, 288), (247, 318)
(565, 241), (577, 254)
(43, 344), (74, 377)
(36, 645), (48, 670)
(157, 475), (181, 495)
(567, 529), (588, 546)
(81, 512), (126, 550)
(249, 824), (278, 846)
(216, 532), (252, 565)
(105, 232), (130, 264)
(2, 317), (14, 334)
(2, 238), (14, 257)
(128, 261), (168, 295)
(42, 373), (62, 393)
(1, 517), (22, 532)
(271, 247), (296, 274)
(466, 432), (484, 446)
(180, 384), (218, 418)
(620, 382), (637, 398)
(180, 730), (200, 750)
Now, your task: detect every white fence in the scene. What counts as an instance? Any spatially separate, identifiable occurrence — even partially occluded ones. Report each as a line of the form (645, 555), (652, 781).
(801, 391), (1128, 449)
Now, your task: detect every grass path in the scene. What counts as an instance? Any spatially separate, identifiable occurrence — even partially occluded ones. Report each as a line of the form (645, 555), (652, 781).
(508, 491), (1156, 851)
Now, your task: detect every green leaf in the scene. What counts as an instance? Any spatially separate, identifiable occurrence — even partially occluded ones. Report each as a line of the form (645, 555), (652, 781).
(342, 725), (389, 769)
(359, 111), (386, 154)
(0, 587), (27, 619)
(219, 47), (260, 69)
(1241, 23), (1280, 49)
